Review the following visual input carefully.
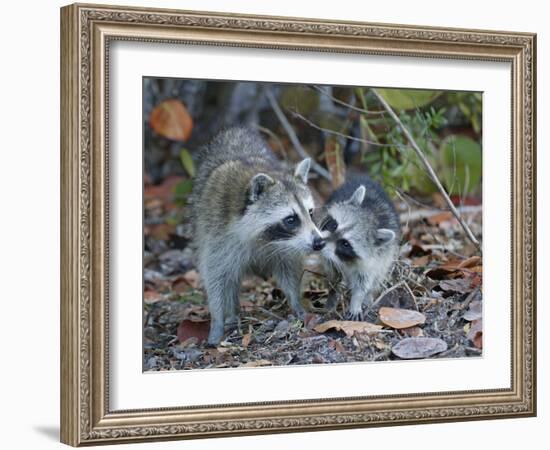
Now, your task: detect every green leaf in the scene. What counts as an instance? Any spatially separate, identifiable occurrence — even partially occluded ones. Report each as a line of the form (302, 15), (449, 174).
(173, 179), (193, 201)
(440, 135), (482, 195)
(180, 148), (195, 177)
(377, 88), (442, 111)
(403, 139), (439, 194)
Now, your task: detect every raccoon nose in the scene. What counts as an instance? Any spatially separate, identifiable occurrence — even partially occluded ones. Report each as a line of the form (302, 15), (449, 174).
(312, 237), (326, 251)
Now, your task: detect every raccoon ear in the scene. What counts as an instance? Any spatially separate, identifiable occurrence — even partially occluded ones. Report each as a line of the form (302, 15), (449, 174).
(248, 173), (275, 203)
(375, 228), (396, 246)
(294, 158), (311, 183)
(347, 185), (366, 207)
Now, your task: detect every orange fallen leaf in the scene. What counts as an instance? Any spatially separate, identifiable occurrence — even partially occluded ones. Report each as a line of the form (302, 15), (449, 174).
(379, 307), (426, 329)
(458, 256), (482, 268)
(149, 99), (193, 141)
(467, 319), (483, 349)
(144, 290), (162, 304)
(314, 320), (382, 337)
(427, 211), (454, 226)
(467, 265), (483, 274)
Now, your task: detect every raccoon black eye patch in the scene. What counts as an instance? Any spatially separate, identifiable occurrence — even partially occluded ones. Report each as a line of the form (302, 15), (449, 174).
(335, 239), (357, 261)
(283, 213), (300, 229)
(322, 216), (338, 233)
(264, 213), (301, 241)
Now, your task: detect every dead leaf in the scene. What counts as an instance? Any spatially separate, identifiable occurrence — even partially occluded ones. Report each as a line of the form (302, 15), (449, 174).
(149, 99), (193, 141)
(402, 326), (424, 337)
(177, 319), (209, 344)
(379, 307), (426, 329)
(172, 276), (191, 294)
(144, 175), (184, 202)
(324, 138), (345, 188)
(328, 339), (346, 353)
(243, 359), (272, 367)
(427, 211), (454, 226)
(242, 333), (252, 348)
(392, 337), (448, 359)
(467, 319), (483, 349)
(463, 300), (482, 321)
(182, 269), (201, 289)
(183, 304), (208, 320)
(303, 312), (322, 330)
(412, 254), (431, 267)
(458, 256), (482, 268)
(438, 278), (474, 294)
(314, 320), (382, 337)
(440, 258), (468, 271)
(145, 223), (175, 241)
(425, 267), (460, 280)
(467, 265), (483, 274)
(240, 300), (256, 312)
(144, 290), (162, 304)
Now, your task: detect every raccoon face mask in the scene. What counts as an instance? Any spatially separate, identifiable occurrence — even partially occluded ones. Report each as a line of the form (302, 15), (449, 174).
(319, 185), (397, 270)
(241, 158), (324, 253)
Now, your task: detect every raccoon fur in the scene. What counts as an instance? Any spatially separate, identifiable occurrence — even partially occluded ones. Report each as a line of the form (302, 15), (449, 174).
(318, 176), (400, 321)
(189, 127), (325, 345)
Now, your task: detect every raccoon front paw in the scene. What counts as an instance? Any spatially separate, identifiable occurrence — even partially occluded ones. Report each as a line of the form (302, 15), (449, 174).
(207, 327), (225, 347)
(291, 305), (306, 321)
(345, 309), (364, 321)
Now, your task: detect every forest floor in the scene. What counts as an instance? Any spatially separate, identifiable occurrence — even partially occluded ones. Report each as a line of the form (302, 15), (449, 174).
(143, 175), (483, 371)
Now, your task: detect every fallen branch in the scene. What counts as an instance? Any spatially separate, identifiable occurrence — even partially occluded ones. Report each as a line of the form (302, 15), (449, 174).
(372, 88), (481, 249)
(265, 89), (331, 181)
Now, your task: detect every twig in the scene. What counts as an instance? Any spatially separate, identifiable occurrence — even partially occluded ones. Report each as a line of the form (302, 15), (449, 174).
(372, 88), (481, 249)
(401, 282), (419, 311)
(264, 89), (331, 181)
(257, 306), (285, 322)
(254, 125), (288, 161)
(311, 85), (387, 116)
(399, 205), (482, 224)
(289, 109), (396, 148)
(371, 280), (407, 308)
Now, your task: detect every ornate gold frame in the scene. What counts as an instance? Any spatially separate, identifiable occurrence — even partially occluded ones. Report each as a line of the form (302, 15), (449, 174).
(60, 3), (536, 446)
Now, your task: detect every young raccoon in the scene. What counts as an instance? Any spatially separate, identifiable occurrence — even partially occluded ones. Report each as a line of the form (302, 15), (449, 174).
(189, 127), (325, 345)
(318, 176), (400, 321)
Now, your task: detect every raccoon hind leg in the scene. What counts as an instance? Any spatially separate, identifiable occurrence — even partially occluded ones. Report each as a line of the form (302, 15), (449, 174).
(224, 292), (241, 333)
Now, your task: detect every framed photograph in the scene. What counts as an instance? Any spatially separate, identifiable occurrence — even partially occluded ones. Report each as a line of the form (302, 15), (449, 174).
(60, 3), (536, 446)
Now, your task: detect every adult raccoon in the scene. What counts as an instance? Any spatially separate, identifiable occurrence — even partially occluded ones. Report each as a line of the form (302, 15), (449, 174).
(189, 127), (325, 345)
(317, 176), (400, 320)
